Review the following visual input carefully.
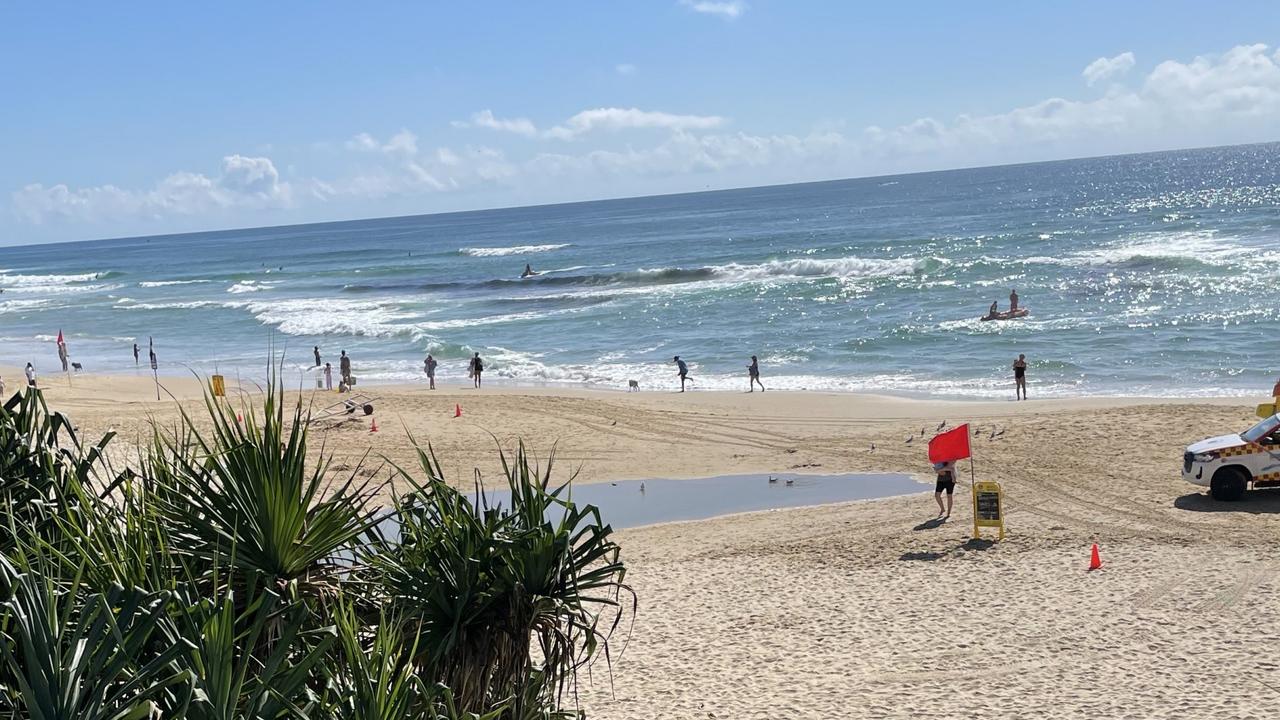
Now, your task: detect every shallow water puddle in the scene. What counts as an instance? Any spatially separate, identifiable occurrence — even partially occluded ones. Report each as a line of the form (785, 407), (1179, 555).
(476, 472), (924, 530)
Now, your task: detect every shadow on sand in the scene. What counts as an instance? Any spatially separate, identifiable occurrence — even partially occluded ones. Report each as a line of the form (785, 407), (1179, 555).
(1174, 491), (1280, 514)
(912, 517), (947, 531)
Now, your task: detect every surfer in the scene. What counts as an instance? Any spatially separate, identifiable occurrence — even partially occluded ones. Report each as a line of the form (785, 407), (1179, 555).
(521, 263), (538, 278)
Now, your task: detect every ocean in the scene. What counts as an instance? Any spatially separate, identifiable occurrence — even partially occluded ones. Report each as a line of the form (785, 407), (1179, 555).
(3, 142), (1279, 399)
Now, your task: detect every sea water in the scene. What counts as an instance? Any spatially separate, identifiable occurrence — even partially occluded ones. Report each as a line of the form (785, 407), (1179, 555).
(2, 142), (1279, 399)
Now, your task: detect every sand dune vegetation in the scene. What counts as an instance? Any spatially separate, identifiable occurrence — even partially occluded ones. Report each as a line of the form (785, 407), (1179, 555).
(0, 381), (631, 720)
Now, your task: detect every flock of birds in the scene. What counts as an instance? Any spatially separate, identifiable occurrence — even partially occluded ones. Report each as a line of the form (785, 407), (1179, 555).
(866, 419), (1007, 453)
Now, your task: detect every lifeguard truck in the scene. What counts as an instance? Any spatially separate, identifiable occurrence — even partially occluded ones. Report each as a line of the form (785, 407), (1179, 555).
(1183, 413), (1280, 501)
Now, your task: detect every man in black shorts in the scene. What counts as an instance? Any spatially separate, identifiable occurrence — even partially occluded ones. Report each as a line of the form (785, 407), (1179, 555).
(934, 460), (956, 517)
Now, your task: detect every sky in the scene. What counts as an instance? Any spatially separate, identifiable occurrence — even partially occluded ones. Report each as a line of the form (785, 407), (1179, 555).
(2, 1), (1279, 246)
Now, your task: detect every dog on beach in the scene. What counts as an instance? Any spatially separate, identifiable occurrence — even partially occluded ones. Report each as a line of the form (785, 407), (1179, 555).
(71, 362), (83, 372)
(628, 379), (640, 392)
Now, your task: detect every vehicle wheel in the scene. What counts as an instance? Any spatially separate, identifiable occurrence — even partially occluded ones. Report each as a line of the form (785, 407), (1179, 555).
(1210, 468), (1249, 501)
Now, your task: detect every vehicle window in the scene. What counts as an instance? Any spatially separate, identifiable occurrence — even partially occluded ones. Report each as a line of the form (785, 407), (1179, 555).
(1242, 415), (1280, 443)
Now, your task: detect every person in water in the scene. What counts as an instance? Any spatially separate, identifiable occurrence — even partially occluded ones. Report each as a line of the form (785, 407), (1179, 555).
(133, 343), (139, 366)
(339, 350), (352, 385)
(471, 353), (484, 388)
(674, 356), (691, 392)
(424, 354), (438, 390)
(1013, 353), (1028, 401)
(521, 263), (537, 278)
(748, 355), (765, 392)
(313, 345), (321, 368)
(1009, 288), (1019, 312)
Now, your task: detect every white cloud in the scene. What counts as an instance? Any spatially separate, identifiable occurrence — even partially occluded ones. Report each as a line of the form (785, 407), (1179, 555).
(679, 0), (745, 19)
(1083, 51), (1136, 86)
(13, 155), (290, 225)
(615, 63), (637, 75)
(546, 108), (725, 139)
(454, 110), (539, 138)
(346, 129), (420, 156)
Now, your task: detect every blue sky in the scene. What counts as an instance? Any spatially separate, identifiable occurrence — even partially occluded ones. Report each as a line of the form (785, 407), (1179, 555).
(3, 1), (1279, 245)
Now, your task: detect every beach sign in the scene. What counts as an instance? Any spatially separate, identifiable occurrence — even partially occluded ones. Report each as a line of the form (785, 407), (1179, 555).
(973, 481), (1005, 541)
(1257, 402), (1278, 419)
(210, 374), (226, 398)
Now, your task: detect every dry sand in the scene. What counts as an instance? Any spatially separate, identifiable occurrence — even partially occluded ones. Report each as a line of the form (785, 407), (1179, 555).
(8, 367), (1278, 718)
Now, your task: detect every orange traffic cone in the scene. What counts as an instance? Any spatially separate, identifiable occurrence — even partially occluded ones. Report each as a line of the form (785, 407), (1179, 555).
(1088, 543), (1102, 571)
(454, 404), (462, 418)
(369, 417), (378, 433)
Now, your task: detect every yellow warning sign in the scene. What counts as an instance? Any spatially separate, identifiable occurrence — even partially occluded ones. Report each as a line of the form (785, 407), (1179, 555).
(210, 374), (226, 398)
(972, 480), (1005, 541)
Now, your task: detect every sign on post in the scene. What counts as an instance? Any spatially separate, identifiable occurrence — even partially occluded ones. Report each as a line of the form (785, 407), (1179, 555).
(972, 480), (1005, 541)
(210, 374), (226, 398)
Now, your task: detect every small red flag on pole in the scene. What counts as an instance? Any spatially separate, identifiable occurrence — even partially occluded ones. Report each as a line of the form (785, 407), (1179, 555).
(928, 424), (972, 464)
(56, 329), (64, 346)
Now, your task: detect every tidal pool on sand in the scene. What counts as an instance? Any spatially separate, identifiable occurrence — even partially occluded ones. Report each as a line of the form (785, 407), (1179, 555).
(478, 472), (925, 530)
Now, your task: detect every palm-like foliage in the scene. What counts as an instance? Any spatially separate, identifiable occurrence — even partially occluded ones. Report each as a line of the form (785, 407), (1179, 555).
(0, 552), (191, 720)
(154, 377), (381, 598)
(371, 443), (631, 717)
(0, 373), (632, 719)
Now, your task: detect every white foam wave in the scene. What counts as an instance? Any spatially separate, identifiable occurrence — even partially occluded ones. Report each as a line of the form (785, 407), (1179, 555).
(139, 279), (210, 288)
(0, 271), (103, 287)
(706, 255), (925, 282)
(245, 298), (419, 339)
(228, 281), (274, 294)
(460, 243), (570, 257)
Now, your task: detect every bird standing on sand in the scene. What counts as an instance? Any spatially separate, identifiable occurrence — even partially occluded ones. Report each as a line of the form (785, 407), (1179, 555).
(905, 435), (914, 444)
(937, 420), (947, 431)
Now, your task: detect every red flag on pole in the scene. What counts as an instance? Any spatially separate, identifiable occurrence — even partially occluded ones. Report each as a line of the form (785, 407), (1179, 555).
(928, 424), (971, 464)
(56, 329), (64, 345)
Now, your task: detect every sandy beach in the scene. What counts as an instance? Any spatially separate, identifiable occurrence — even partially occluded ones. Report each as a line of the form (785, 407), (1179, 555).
(7, 367), (1277, 718)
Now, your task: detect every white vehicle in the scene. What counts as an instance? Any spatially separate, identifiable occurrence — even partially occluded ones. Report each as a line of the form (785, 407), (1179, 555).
(1183, 414), (1280, 501)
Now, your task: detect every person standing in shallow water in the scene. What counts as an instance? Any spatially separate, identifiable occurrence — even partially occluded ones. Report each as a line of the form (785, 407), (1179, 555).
(1013, 353), (1028, 401)
(748, 355), (765, 392)
(339, 350), (351, 386)
(313, 346), (321, 368)
(471, 353), (484, 388)
(133, 343), (139, 366)
(424, 354), (438, 390)
(674, 356), (691, 392)
(323, 362), (333, 391)
(1009, 288), (1019, 312)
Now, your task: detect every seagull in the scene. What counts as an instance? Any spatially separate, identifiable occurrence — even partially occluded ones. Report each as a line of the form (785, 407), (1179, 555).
(611, 420), (617, 426)
(920, 427), (927, 437)
(974, 426), (982, 437)
(905, 435), (914, 444)
(869, 443), (876, 453)
(611, 482), (617, 486)
(937, 420), (947, 431)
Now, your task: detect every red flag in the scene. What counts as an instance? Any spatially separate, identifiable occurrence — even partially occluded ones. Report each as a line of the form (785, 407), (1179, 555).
(928, 424), (971, 464)
(56, 329), (64, 345)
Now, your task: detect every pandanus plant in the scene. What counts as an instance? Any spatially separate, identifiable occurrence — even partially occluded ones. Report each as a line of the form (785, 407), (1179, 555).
(370, 443), (633, 718)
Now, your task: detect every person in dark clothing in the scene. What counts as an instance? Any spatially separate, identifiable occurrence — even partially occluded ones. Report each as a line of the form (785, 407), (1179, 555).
(339, 351), (352, 385)
(1013, 353), (1027, 400)
(933, 460), (956, 517)
(471, 353), (484, 388)
(674, 356), (691, 392)
(133, 343), (140, 366)
(748, 355), (765, 392)
(313, 346), (322, 368)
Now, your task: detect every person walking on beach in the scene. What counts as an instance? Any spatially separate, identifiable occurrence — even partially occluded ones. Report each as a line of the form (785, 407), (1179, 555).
(1009, 288), (1019, 312)
(313, 346), (321, 368)
(1013, 353), (1028, 400)
(424, 354), (438, 390)
(323, 362), (333, 391)
(339, 351), (351, 386)
(748, 355), (765, 392)
(471, 352), (484, 388)
(133, 343), (139, 366)
(933, 460), (956, 517)
(674, 356), (691, 392)
(58, 342), (69, 373)
(24, 363), (37, 390)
